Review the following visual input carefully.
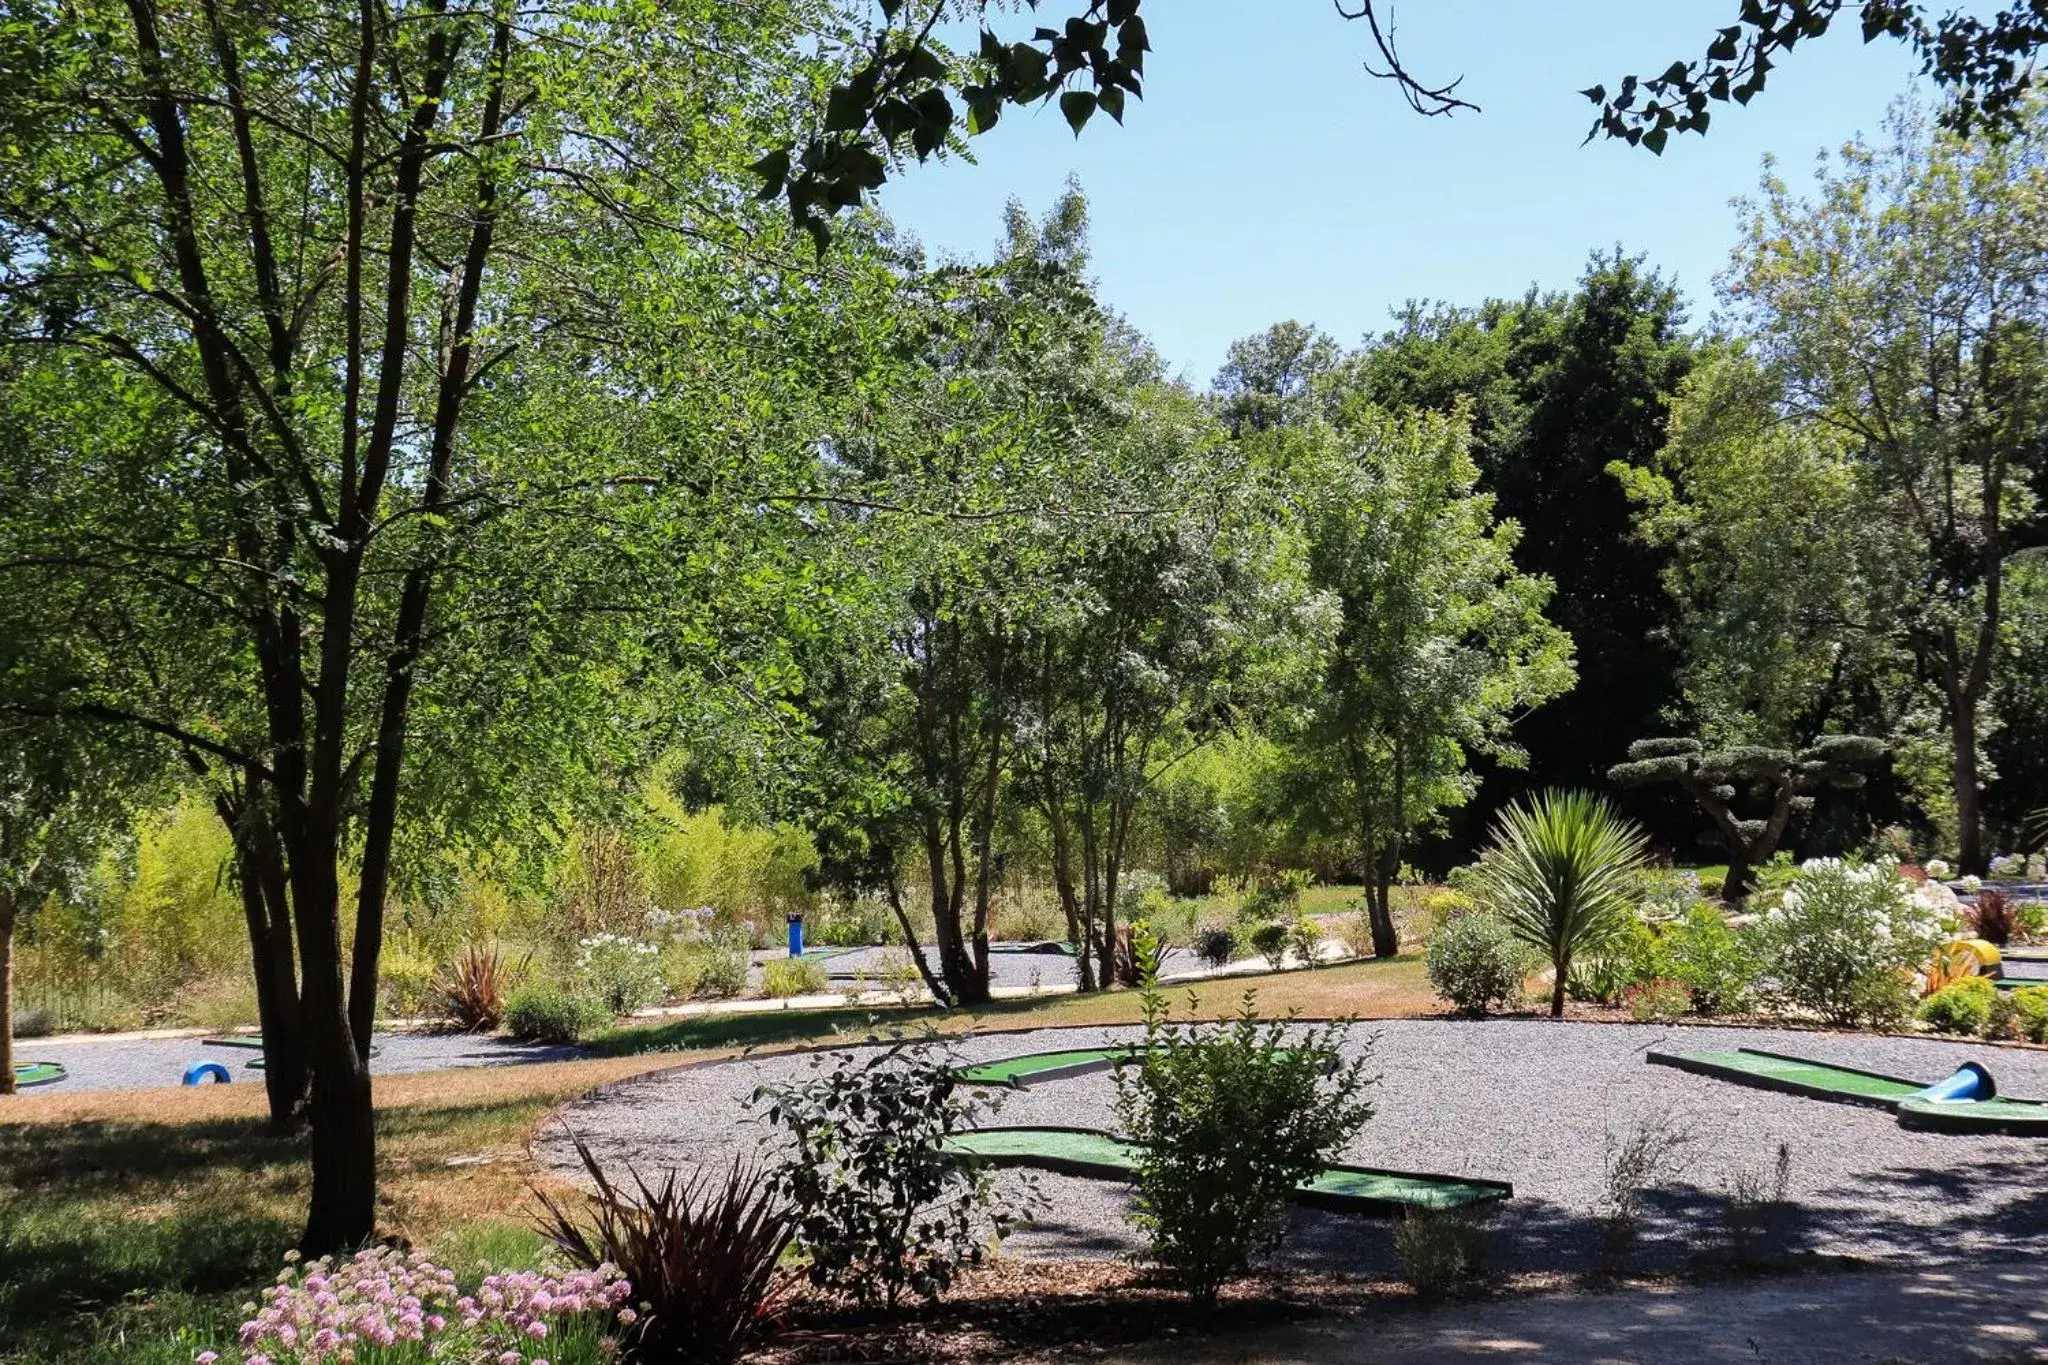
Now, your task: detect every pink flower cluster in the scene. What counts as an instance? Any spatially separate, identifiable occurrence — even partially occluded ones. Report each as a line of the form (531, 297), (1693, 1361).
(200, 1247), (631, 1365)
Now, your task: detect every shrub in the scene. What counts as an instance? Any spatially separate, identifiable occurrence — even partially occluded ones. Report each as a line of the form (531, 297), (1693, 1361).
(1470, 791), (1650, 1016)
(1113, 917), (1169, 986)
(1112, 983), (1376, 1305)
(1634, 868), (1704, 922)
(577, 932), (666, 1014)
(756, 1033), (1027, 1308)
(1750, 858), (1951, 1028)
(1623, 978), (1692, 1022)
(684, 940), (751, 999)
(537, 1134), (794, 1365)
(1394, 1207), (1487, 1302)
(1597, 1109), (1695, 1276)
(1986, 990), (2023, 1041)
(1193, 926), (1238, 969)
(1424, 912), (1529, 1016)
(1663, 906), (1757, 1015)
(1238, 869), (1310, 923)
(379, 936), (440, 1018)
(1417, 888), (1476, 940)
(2011, 985), (2048, 1043)
(1723, 1143), (1793, 1268)
(10, 1006), (53, 1039)
(1697, 872), (1726, 901)
(1967, 890), (2018, 946)
(1918, 976), (1998, 1035)
(436, 942), (515, 1031)
(1248, 920), (1290, 971)
(761, 957), (826, 999)
(1285, 916), (1323, 969)
(504, 982), (610, 1044)
(807, 895), (895, 947)
(1337, 908), (1378, 958)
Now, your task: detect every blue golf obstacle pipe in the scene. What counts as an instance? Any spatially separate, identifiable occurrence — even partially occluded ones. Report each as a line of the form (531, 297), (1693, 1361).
(787, 912), (804, 958)
(183, 1061), (232, 1086)
(1912, 1062), (1996, 1104)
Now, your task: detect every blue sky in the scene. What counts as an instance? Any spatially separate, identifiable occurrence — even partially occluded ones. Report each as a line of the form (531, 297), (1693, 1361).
(875, 1), (1932, 384)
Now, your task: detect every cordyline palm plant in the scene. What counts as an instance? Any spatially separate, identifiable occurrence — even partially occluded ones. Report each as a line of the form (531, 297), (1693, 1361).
(1472, 790), (1650, 1016)
(536, 1132), (795, 1365)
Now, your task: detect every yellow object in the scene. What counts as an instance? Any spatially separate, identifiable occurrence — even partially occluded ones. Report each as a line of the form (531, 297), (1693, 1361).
(1956, 938), (2002, 967)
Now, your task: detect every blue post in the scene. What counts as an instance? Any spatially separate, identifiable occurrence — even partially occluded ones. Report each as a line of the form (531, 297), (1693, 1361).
(183, 1061), (232, 1086)
(787, 912), (804, 958)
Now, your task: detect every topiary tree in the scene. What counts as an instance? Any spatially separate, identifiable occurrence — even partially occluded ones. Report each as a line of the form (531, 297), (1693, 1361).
(1608, 735), (1885, 901)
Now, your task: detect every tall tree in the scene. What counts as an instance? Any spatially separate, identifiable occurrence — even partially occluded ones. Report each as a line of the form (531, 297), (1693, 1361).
(1346, 255), (1696, 845)
(1716, 102), (2048, 871)
(0, 0), (860, 1247)
(1276, 404), (1574, 955)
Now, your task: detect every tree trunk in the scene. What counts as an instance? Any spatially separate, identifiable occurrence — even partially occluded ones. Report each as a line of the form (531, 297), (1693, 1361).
(1549, 959), (1567, 1017)
(1954, 715), (1986, 875)
(1360, 835), (1398, 958)
(236, 837), (307, 1130)
(1723, 849), (1756, 904)
(287, 822), (375, 1251)
(0, 894), (16, 1097)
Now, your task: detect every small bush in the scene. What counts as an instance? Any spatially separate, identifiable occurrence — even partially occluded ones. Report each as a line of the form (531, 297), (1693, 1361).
(1968, 890), (2018, 946)
(1286, 916), (1323, 969)
(1986, 990), (2023, 1041)
(1697, 872), (1726, 901)
(1394, 1207), (1487, 1302)
(10, 1006), (54, 1039)
(504, 983), (610, 1044)
(1112, 981), (1376, 1305)
(1248, 920), (1290, 971)
(2011, 985), (2048, 1043)
(1424, 913), (1529, 1016)
(1623, 978), (1692, 1022)
(761, 957), (826, 999)
(1723, 1143), (1793, 1268)
(693, 943), (752, 999)
(1417, 888), (1475, 939)
(537, 1134), (794, 1365)
(379, 937), (440, 1018)
(577, 932), (666, 1014)
(808, 895), (895, 947)
(1663, 906), (1756, 1015)
(1918, 976), (1997, 1035)
(1751, 858), (1950, 1028)
(1598, 1109), (1695, 1276)
(1192, 926), (1237, 969)
(1338, 908), (1378, 959)
(1113, 917), (1169, 986)
(1237, 869), (1310, 924)
(436, 942), (515, 1031)
(756, 1033), (1027, 1308)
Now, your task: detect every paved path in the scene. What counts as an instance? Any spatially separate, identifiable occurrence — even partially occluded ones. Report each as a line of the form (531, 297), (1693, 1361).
(1101, 1262), (2048, 1363)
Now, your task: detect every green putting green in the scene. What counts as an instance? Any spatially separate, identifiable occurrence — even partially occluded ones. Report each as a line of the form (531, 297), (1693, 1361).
(1650, 1046), (2048, 1136)
(986, 941), (1078, 956)
(1648, 1048), (1924, 1108)
(942, 1125), (1511, 1214)
(11, 1061), (65, 1088)
(954, 1046), (1142, 1088)
(200, 1036), (266, 1050)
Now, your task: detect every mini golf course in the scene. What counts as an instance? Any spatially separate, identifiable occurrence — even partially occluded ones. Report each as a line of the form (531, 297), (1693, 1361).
(1647, 1046), (2048, 1136)
(943, 1124), (1511, 1214)
(954, 1045), (1142, 1088)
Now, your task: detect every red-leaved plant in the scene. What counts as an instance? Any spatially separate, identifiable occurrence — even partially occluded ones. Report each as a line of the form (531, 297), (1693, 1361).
(1968, 890), (2017, 947)
(535, 1133), (794, 1365)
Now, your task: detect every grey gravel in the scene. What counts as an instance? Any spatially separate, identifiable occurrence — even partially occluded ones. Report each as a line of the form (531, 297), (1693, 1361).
(748, 943), (1206, 992)
(536, 1019), (2048, 1276)
(10, 1030), (584, 1095)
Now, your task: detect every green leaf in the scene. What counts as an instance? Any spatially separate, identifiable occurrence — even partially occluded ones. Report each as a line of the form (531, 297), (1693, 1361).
(1060, 89), (1095, 134)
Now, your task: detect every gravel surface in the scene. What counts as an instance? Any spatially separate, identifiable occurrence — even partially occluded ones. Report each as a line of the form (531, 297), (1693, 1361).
(746, 944), (1208, 993)
(536, 1019), (2048, 1276)
(10, 1030), (584, 1095)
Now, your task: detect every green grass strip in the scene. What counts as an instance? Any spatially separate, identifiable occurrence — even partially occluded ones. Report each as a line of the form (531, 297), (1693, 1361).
(942, 1125), (1510, 1213)
(953, 1046), (1141, 1087)
(1649, 1048), (1923, 1104)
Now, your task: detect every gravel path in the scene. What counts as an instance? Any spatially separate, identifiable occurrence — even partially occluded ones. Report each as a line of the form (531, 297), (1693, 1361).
(536, 1020), (2048, 1276)
(749, 944), (1207, 992)
(10, 1030), (584, 1095)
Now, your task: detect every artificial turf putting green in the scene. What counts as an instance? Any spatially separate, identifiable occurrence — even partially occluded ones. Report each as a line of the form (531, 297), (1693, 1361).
(1650, 1046), (2048, 1136)
(10, 1061), (65, 1088)
(942, 1125), (1512, 1214)
(1648, 1048), (1925, 1108)
(953, 1046), (1142, 1088)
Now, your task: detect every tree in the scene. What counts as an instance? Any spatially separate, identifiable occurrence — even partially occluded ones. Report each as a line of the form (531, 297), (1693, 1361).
(1609, 735), (1886, 900)
(0, 0), (862, 1248)
(755, 2), (2048, 242)
(1213, 322), (1341, 436)
(1713, 102), (2048, 872)
(1276, 405), (1574, 956)
(1471, 790), (1649, 1017)
(1346, 257), (1697, 847)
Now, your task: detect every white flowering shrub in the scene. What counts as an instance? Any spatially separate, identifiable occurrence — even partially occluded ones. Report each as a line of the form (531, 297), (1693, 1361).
(1751, 858), (1952, 1028)
(1924, 859), (1953, 881)
(1990, 853), (2028, 879)
(575, 933), (666, 1014)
